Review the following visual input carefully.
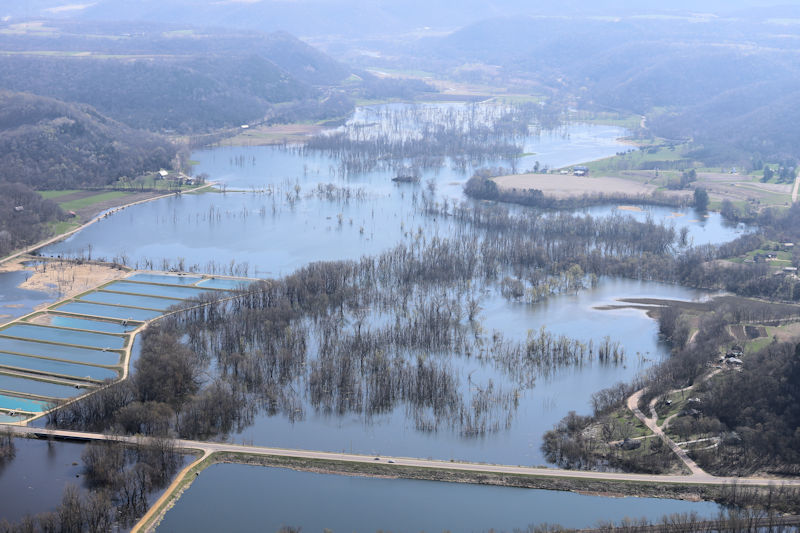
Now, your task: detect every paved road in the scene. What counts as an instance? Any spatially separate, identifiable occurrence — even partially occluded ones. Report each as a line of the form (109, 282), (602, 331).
(5, 424), (800, 488)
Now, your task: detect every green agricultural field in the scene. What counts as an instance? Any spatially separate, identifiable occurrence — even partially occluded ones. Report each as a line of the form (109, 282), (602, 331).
(57, 191), (129, 212)
(586, 143), (691, 174)
(38, 190), (81, 200)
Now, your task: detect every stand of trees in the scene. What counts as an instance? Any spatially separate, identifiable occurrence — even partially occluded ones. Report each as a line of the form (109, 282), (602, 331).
(49, 197), (693, 440)
(691, 342), (800, 475)
(0, 439), (182, 532)
(0, 182), (64, 257)
(464, 170), (691, 210)
(303, 103), (563, 175)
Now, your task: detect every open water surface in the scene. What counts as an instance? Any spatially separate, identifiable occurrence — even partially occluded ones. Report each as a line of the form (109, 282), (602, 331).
(35, 105), (750, 466)
(0, 104), (758, 521)
(0, 438), (87, 523)
(158, 464), (724, 533)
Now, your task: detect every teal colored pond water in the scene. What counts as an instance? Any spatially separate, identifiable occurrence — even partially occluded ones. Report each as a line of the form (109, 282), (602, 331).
(80, 290), (183, 311)
(158, 464), (723, 532)
(195, 277), (252, 290)
(102, 281), (208, 300)
(0, 352), (117, 381)
(0, 373), (87, 399)
(126, 273), (202, 285)
(54, 301), (162, 322)
(46, 315), (138, 334)
(0, 393), (51, 412)
(1, 323), (125, 350)
(0, 337), (118, 366)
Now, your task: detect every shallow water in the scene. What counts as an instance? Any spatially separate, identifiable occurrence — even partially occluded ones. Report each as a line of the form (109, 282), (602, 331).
(0, 352), (117, 381)
(0, 394), (51, 412)
(102, 281), (209, 300)
(126, 273), (202, 285)
(0, 270), (51, 325)
(231, 278), (705, 466)
(0, 337), (119, 366)
(158, 464), (723, 532)
(1, 323), (125, 350)
(0, 438), (87, 523)
(79, 290), (184, 311)
(54, 301), (163, 322)
(0, 373), (87, 399)
(45, 315), (138, 334)
(36, 107), (750, 467)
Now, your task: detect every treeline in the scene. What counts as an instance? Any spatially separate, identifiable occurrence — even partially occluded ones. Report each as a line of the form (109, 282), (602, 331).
(464, 170), (690, 210)
(0, 438), (182, 532)
(0, 91), (176, 189)
(541, 291), (800, 475)
(302, 102), (563, 175)
(0, 182), (64, 257)
(48, 327), (252, 440)
(48, 200), (692, 440)
(0, 50), (331, 134)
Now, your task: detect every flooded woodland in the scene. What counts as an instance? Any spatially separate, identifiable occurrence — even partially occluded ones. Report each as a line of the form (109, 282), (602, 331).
(39, 103), (750, 467)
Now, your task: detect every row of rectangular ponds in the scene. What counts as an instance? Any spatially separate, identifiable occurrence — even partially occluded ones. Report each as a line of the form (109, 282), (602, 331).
(0, 272), (252, 419)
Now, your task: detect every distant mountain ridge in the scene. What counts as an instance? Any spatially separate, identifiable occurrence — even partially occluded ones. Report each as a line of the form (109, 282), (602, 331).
(5, 0), (796, 36)
(0, 23), (355, 132)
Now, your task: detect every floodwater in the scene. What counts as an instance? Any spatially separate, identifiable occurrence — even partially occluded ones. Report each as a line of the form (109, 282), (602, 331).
(0, 270), (51, 325)
(0, 437), (193, 526)
(41, 109), (745, 277)
(157, 464), (723, 533)
(34, 104), (751, 466)
(0, 438), (87, 523)
(234, 277), (704, 466)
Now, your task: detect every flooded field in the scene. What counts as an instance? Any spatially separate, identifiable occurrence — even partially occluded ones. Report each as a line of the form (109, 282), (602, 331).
(0, 103), (760, 524)
(0, 270), (51, 325)
(0, 438), (87, 523)
(33, 104), (751, 465)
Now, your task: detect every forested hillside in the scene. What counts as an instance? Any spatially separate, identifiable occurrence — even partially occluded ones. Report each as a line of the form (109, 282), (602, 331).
(0, 182), (63, 257)
(0, 55), (313, 132)
(694, 341), (800, 474)
(0, 23), (355, 132)
(0, 91), (176, 189)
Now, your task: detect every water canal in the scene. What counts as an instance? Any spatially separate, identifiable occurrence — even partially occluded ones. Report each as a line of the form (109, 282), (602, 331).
(157, 464), (724, 532)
